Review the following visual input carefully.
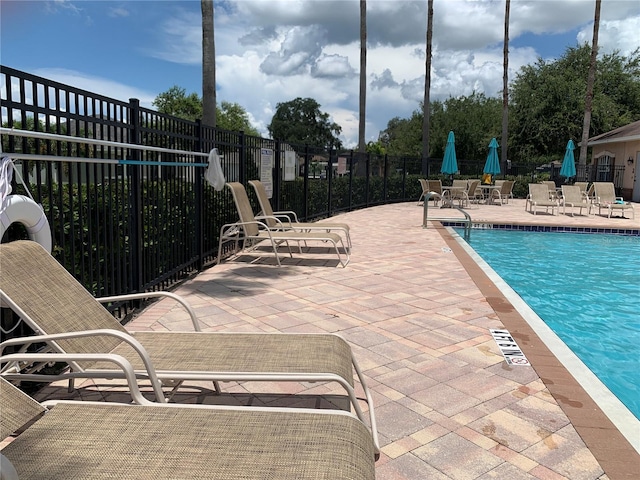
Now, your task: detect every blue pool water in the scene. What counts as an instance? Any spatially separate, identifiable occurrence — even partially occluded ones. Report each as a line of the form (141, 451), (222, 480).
(456, 228), (640, 418)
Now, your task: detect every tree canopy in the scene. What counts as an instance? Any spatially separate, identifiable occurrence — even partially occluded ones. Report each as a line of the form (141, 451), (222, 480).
(378, 44), (640, 164)
(267, 97), (343, 150)
(152, 86), (259, 136)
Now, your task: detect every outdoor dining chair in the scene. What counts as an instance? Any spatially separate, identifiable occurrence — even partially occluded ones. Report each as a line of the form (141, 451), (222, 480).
(0, 240), (378, 452)
(0, 377), (376, 479)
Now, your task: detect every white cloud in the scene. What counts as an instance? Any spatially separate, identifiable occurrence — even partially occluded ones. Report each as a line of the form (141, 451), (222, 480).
(20, 0), (638, 149)
(32, 68), (157, 109)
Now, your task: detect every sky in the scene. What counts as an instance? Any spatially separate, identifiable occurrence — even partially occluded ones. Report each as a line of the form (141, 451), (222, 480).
(1, 0), (639, 148)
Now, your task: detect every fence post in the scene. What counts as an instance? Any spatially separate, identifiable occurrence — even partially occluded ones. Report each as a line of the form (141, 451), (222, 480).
(128, 98), (144, 293)
(303, 144), (310, 220)
(239, 130), (246, 184)
(195, 119), (204, 271)
(273, 139), (282, 211)
(383, 154), (389, 201)
(365, 152), (370, 206)
(327, 149), (334, 217)
(348, 151), (354, 210)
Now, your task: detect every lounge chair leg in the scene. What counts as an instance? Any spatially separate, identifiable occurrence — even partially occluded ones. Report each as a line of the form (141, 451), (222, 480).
(213, 380), (222, 394)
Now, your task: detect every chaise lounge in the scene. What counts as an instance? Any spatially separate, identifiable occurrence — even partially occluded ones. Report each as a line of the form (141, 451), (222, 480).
(0, 240), (378, 452)
(0, 375), (376, 479)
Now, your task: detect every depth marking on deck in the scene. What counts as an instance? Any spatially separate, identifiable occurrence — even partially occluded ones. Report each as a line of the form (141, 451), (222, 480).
(490, 329), (531, 366)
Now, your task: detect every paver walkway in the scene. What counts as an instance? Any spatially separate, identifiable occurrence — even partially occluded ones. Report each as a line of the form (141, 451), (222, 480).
(32, 198), (639, 479)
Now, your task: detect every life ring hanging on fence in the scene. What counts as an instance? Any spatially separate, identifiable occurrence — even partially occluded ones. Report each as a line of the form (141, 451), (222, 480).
(0, 194), (52, 253)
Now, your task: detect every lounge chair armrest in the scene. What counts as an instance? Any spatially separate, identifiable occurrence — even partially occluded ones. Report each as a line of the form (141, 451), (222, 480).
(272, 210), (299, 223)
(255, 215), (289, 229)
(97, 292), (200, 332)
(0, 329), (166, 402)
(1, 352), (155, 406)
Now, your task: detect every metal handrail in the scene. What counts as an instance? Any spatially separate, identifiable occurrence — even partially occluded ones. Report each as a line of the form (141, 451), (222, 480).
(422, 192), (472, 240)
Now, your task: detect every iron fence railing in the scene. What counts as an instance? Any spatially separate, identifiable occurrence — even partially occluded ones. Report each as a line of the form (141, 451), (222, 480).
(0, 65), (629, 336)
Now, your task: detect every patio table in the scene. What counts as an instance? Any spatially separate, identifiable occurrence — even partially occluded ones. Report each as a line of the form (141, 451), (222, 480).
(479, 185), (502, 205)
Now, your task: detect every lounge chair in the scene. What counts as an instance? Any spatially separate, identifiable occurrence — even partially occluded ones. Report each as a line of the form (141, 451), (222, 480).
(574, 181), (588, 198)
(0, 377), (376, 479)
(591, 182), (635, 219)
(218, 182), (349, 267)
(248, 180), (351, 249)
(560, 185), (588, 216)
(526, 183), (559, 215)
(0, 240), (378, 451)
(541, 181), (559, 199)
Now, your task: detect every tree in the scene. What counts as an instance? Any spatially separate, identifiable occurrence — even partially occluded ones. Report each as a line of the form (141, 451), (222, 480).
(578, 0), (600, 165)
(422, 0), (434, 165)
(152, 85), (202, 121)
(217, 101), (259, 136)
(201, 0), (216, 127)
(509, 45), (640, 162)
(501, 0), (510, 173)
(152, 86), (258, 135)
(267, 97), (343, 150)
(358, 0), (367, 154)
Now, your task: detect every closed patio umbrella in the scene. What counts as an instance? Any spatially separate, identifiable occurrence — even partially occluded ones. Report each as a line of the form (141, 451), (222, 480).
(560, 139), (577, 179)
(483, 138), (501, 176)
(440, 131), (458, 175)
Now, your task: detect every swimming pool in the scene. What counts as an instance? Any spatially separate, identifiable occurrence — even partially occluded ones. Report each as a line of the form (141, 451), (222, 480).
(454, 227), (640, 419)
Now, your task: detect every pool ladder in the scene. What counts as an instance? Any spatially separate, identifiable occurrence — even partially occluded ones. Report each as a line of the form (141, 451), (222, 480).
(422, 192), (472, 240)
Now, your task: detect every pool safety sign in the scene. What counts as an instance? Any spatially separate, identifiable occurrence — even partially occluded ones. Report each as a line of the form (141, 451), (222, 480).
(490, 329), (530, 366)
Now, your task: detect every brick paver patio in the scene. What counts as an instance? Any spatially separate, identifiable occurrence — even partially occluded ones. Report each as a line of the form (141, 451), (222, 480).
(31, 198), (639, 479)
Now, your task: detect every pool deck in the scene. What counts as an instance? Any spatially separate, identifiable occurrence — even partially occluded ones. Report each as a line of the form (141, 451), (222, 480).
(31, 198), (639, 479)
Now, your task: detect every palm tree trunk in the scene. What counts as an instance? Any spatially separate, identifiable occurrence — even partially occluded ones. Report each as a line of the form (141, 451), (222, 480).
(579, 0), (601, 166)
(358, 0), (367, 153)
(202, 0), (216, 127)
(422, 0), (434, 172)
(501, 0), (510, 176)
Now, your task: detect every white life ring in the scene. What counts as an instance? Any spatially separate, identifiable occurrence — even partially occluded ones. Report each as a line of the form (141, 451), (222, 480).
(0, 194), (52, 253)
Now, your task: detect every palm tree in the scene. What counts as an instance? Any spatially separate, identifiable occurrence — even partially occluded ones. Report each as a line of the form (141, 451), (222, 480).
(202, 0), (216, 127)
(501, 0), (510, 174)
(422, 0), (434, 170)
(358, 0), (367, 153)
(578, 0), (601, 166)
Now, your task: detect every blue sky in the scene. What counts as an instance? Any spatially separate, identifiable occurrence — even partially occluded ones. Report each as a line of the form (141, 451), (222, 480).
(2, 0), (639, 148)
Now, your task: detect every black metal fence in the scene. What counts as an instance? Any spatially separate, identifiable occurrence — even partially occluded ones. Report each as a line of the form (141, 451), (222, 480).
(0, 65), (626, 304)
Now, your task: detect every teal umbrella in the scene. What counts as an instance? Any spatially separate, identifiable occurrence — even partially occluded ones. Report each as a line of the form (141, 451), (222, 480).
(483, 138), (501, 175)
(440, 131), (458, 175)
(560, 139), (577, 178)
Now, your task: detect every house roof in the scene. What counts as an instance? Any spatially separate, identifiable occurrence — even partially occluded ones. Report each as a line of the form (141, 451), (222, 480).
(586, 120), (640, 146)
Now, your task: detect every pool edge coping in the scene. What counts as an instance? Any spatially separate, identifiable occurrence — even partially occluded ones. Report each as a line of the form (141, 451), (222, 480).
(434, 222), (640, 479)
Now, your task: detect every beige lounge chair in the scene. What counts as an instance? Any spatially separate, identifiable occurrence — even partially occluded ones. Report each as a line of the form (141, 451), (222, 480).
(561, 185), (588, 216)
(0, 241), (378, 452)
(219, 182), (349, 267)
(541, 181), (558, 199)
(248, 180), (351, 249)
(574, 181), (588, 198)
(526, 184), (559, 215)
(591, 182), (635, 219)
(0, 377), (376, 479)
